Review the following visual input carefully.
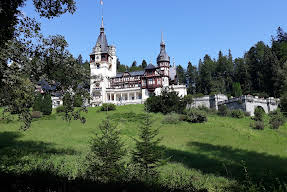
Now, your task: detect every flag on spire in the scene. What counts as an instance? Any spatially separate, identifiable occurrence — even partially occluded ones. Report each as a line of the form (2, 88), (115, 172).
(100, 0), (103, 5)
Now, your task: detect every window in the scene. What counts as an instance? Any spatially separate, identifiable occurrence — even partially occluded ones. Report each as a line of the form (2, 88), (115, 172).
(158, 78), (161, 85)
(96, 63), (100, 69)
(148, 79), (153, 85)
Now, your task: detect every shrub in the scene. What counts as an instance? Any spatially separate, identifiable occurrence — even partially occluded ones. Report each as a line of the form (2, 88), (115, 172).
(41, 93), (52, 115)
(254, 107), (265, 121)
(198, 105), (217, 114)
(184, 108), (207, 123)
(162, 113), (180, 124)
(244, 111), (251, 117)
(250, 121), (264, 130)
(145, 89), (187, 114)
(56, 106), (65, 113)
(269, 110), (286, 129)
(230, 110), (245, 119)
(31, 111), (42, 119)
(145, 96), (162, 113)
(218, 105), (229, 116)
(100, 103), (116, 111)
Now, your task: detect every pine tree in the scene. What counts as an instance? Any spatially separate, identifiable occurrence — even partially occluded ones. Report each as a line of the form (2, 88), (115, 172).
(141, 59), (147, 69)
(176, 65), (186, 84)
(186, 61), (197, 94)
(77, 54), (83, 65)
(85, 117), (126, 183)
(232, 82), (242, 97)
(132, 60), (137, 67)
(132, 114), (163, 180)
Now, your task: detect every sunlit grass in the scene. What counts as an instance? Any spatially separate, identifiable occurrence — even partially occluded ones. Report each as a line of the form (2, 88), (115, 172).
(0, 105), (286, 191)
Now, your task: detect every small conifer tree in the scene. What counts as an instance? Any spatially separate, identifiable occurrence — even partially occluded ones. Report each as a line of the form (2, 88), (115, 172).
(132, 113), (163, 181)
(41, 93), (52, 115)
(33, 93), (43, 112)
(85, 117), (126, 183)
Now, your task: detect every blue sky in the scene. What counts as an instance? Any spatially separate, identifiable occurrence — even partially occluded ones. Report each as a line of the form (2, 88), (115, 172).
(21, 0), (287, 68)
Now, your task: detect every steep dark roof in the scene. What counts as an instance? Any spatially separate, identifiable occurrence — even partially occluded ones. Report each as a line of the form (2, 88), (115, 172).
(96, 17), (109, 53)
(115, 70), (145, 78)
(145, 64), (157, 70)
(157, 35), (170, 63)
(116, 73), (123, 78)
(38, 80), (59, 91)
(130, 70), (144, 76)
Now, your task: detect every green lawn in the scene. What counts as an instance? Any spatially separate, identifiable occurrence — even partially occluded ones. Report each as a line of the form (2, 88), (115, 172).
(0, 105), (287, 191)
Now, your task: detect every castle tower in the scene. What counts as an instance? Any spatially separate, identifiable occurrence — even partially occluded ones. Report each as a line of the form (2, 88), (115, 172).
(90, 17), (117, 106)
(157, 32), (170, 87)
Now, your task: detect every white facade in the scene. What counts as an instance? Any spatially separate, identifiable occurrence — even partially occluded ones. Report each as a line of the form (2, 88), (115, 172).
(89, 19), (187, 107)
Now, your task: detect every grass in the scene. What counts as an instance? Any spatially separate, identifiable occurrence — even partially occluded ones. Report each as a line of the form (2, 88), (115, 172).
(0, 105), (287, 191)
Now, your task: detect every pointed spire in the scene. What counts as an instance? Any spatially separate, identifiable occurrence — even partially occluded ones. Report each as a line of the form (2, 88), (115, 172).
(161, 32), (165, 45)
(100, 16), (104, 33)
(101, 16), (104, 28)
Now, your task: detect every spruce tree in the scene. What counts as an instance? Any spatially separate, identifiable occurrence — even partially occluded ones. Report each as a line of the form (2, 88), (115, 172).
(41, 93), (52, 115)
(132, 113), (163, 180)
(85, 118), (126, 183)
(232, 82), (242, 97)
(33, 93), (43, 112)
(141, 59), (147, 69)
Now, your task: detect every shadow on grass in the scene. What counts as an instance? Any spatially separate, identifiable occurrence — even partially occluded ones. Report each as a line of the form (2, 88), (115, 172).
(163, 141), (287, 183)
(0, 131), (78, 170)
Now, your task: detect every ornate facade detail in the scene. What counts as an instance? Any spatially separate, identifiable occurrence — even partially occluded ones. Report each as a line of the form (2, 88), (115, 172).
(89, 20), (187, 106)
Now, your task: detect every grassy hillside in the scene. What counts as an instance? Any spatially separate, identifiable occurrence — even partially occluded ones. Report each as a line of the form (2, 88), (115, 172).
(0, 105), (287, 191)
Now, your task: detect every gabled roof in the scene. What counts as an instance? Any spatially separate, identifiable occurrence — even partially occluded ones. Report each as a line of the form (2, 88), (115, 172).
(145, 64), (157, 70)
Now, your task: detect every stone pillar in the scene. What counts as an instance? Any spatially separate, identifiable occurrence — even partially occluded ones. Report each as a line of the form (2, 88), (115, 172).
(121, 93), (123, 101)
(134, 92), (136, 100)
(128, 93), (130, 101)
(114, 93), (117, 101)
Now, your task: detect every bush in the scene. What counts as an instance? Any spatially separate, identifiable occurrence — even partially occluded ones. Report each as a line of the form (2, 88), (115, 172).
(250, 121), (265, 130)
(56, 106), (65, 113)
(230, 110), (245, 119)
(31, 111), (42, 119)
(198, 105), (217, 114)
(145, 90), (186, 114)
(100, 103), (116, 111)
(184, 108), (207, 123)
(162, 113), (180, 124)
(254, 107), (265, 121)
(269, 110), (286, 129)
(218, 105), (229, 116)
(244, 111), (251, 117)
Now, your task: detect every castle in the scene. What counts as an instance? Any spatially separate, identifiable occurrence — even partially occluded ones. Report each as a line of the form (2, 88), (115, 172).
(89, 18), (187, 106)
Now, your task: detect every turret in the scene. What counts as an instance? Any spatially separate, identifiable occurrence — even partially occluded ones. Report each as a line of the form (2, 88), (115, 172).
(157, 33), (170, 80)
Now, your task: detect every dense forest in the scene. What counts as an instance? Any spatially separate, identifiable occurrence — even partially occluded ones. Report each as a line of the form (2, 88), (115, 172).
(115, 27), (287, 98)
